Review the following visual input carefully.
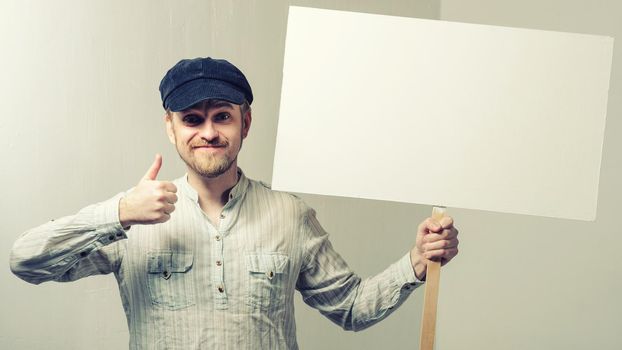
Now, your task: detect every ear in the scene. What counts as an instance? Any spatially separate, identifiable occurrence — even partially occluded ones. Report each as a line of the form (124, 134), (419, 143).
(164, 113), (176, 145)
(242, 109), (252, 139)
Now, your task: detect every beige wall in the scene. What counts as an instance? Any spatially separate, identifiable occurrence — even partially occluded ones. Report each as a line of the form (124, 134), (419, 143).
(0, 1), (439, 349)
(1, 1), (620, 349)
(437, 1), (621, 349)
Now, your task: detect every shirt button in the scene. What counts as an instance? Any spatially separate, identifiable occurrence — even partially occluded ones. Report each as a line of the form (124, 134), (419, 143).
(217, 285), (225, 293)
(266, 271), (274, 279)
(216, 260), (222, 266)
(219, 214), (225, 219)
(215, 235), (221, 241)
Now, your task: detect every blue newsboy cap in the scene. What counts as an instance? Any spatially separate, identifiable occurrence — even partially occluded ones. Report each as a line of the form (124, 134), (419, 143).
(159, 57), (253, 111)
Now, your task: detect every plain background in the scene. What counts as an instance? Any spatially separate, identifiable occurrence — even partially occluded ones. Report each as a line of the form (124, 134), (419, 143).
(0, 1), (619, 349)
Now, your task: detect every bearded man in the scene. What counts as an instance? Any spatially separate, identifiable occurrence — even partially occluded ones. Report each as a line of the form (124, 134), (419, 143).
(10, 57), (459, 349)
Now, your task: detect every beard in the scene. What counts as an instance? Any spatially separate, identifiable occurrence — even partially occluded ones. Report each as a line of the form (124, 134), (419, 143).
(176, 140), (238, 178)
(187, 151), (235, 178)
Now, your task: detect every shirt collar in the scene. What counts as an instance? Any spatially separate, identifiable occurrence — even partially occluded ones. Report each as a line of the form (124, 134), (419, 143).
(179, 168), (249, 204)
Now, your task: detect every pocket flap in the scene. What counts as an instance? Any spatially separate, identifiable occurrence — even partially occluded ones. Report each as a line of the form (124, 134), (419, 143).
(148, 252), (193, 273)
(246, 253), (289, 274)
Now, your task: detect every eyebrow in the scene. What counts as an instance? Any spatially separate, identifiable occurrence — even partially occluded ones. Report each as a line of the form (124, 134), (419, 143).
(209, 100), (235, 109)
(181, 100), (235, 114)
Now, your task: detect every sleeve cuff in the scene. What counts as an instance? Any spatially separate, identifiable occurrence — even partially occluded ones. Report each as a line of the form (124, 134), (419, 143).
(397, 252), (425, 286)
(94, 192), (129, 245)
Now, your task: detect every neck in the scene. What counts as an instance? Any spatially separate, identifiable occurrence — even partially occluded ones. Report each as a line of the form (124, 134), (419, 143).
(187, 163), (239, 211)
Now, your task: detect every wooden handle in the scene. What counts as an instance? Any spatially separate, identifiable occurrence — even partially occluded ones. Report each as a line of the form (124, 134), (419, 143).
(419, 206), (446, 350)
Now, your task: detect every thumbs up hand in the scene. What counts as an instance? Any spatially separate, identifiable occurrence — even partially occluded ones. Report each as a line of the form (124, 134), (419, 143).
(119, 154), (178, 228)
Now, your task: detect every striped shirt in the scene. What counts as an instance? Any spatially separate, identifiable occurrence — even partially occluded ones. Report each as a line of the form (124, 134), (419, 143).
(10, 170), (423, 349)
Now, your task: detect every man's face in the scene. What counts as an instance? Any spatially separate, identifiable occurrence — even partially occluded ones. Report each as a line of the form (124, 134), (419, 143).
(165, 99), (252, 178)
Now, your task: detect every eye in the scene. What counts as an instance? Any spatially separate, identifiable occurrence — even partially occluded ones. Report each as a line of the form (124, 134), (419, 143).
(214, 112), (231, 122)
(182, 114), (203, 125)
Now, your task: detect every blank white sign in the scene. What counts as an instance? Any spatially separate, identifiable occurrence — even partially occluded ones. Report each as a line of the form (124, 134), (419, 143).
(273, 7), (613, 221)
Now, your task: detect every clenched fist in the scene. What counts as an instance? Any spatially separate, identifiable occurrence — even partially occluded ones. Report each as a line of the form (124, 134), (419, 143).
(410, 216), (459, 280)
(119, 154), (178, 228)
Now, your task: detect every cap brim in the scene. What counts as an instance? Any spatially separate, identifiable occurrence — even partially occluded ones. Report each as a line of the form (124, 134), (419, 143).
(165, 78), (246, 111)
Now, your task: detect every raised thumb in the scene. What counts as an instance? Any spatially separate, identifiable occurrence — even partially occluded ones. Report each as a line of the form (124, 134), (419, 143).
(142, 154), (162, 181)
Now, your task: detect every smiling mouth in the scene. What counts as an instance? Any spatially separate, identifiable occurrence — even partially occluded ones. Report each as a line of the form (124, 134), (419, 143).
(193, 145), (226, 152)
(192, 142), (227, 148)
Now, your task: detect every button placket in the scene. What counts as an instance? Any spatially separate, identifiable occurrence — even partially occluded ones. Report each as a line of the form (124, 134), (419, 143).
(211, 229), (228, 310)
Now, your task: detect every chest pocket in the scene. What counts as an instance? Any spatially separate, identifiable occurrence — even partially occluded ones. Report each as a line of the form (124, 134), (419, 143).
(147, 251), (195, 310)
(246, 253), (289, 311)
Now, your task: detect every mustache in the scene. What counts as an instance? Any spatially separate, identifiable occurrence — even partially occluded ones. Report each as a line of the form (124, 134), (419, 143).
(190, 139), (229, 148)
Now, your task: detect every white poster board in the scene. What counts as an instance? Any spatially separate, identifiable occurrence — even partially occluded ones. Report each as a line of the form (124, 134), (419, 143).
(273, 6), (614, 221)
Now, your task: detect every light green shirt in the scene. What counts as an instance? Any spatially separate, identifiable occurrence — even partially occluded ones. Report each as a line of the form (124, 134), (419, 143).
(10, 170), (423, 349)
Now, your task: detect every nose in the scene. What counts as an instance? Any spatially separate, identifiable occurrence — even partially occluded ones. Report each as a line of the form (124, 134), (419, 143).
(199, 120), (219, 143)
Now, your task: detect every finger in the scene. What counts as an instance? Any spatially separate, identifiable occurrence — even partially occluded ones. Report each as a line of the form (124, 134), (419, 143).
(163, 203), (175, 215)
(443, 248), (459, 260)
(440, 248), (459, 266)
(423, 232), (447, 243)
(418, 217), (441, 234)
(163, 193), (178, 204)
(447, 227), (459, 239)
(156, 213), (171, 224)
(425, 247), (458, 261)
(439, 216), (454, 229)
(424, 227), (458, 242)
(143, 154), (162, 181)
(424, 239), (458, 251)
(162, 182), (177, 193)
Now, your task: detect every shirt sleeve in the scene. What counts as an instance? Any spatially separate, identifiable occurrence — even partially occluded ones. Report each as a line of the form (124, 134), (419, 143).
(9, 192), (129, 285)
(295, 207), (425, 332)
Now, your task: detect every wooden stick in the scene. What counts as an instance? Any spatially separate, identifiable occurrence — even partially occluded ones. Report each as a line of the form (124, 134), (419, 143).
(419, 206), (446, 350)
